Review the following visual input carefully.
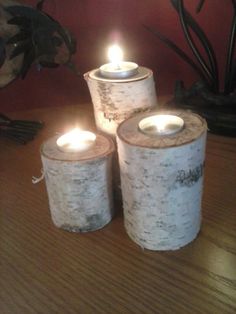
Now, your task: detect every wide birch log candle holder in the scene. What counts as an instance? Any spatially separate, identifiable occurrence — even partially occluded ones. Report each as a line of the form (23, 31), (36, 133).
(41, 132), (114, 232)
(84, 67), (157, 136)
(117, 110), (207, 250)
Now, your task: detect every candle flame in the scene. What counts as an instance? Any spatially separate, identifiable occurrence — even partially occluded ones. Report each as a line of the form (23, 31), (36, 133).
(153, 116), (169, 132)
(57, 128), (96, 152)
(108, 45), (123, 64)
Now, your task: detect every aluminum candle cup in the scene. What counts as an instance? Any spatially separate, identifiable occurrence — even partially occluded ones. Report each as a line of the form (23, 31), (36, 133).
(41, 132), (115, 232)
(99, 61), (139, 79)
(138, 114), (184, 136)
(117, 110), (207, 250)
(56, 129), (97, 152)
(99, 45), (138, 79)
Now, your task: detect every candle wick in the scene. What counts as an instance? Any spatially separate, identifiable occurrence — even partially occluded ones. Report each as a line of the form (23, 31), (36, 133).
(115, 63), (121, 70)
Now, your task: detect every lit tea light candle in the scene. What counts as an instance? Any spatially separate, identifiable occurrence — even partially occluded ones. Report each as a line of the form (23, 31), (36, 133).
(99, 44), (138, 79)
(139, 114), (184, 136)
(56, 128), (96, 153)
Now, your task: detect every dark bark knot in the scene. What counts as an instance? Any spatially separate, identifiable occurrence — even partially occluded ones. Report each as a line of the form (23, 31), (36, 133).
(175, 163), (204, 187)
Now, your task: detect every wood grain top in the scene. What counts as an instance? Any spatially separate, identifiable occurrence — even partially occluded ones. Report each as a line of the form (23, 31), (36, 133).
(0, 103), (236, 314)
(41, 134), (114, 162)
(117, 110), (207, 148)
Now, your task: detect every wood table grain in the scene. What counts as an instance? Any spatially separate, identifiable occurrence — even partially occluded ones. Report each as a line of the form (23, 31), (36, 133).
(0, 103), (236, 314)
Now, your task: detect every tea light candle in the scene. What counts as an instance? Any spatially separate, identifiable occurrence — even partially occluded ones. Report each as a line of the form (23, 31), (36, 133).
(139, 114), (184, 136)
(41, 130), (115, 232)
(117, 110), (207, 250)
(99, 45), (138, 79)
(56, 128), (96, 152)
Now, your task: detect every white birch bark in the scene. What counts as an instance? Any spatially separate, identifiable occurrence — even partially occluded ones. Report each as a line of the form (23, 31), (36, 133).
(84, 67), (157, 136)
(41, 134), (114, 232)
(117, 110), (207, 250)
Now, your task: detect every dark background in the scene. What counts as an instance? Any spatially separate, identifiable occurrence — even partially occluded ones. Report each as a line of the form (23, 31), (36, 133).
(0, 0), (234, 112)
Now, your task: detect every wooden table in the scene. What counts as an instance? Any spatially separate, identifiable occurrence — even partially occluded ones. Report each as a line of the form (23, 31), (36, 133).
(0, 104), (236, 314)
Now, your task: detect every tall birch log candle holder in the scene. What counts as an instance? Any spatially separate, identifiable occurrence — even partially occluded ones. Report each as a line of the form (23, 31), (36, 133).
(41, 129), (115, 232)
(84, 45), (157, 198)
(84, 45), (157, 136)
(117, 110), (207, 250)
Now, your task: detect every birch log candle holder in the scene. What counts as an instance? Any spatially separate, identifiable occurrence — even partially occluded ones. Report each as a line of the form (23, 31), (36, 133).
(41, 129), (115, 232)
(84, 45), (157, 136)
(84, 66), (157, 136)
(84, 45), (157, 199)
(85, 64), (158, 198)
(117, 110), (207, 250)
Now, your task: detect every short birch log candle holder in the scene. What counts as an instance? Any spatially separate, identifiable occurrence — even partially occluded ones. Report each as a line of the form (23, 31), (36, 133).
(41, 130), (115, 232)
(84, 67), (157, 136)
(117, 110), (207, 250)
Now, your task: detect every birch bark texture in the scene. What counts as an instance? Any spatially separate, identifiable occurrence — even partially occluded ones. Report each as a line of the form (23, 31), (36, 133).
(41, 134), (114, 232)
(84, 67), (157, 136)
(117, 110), (207, 250)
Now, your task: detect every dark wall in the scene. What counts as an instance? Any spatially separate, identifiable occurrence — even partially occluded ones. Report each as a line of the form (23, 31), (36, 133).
(0, 0), (234, 112)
